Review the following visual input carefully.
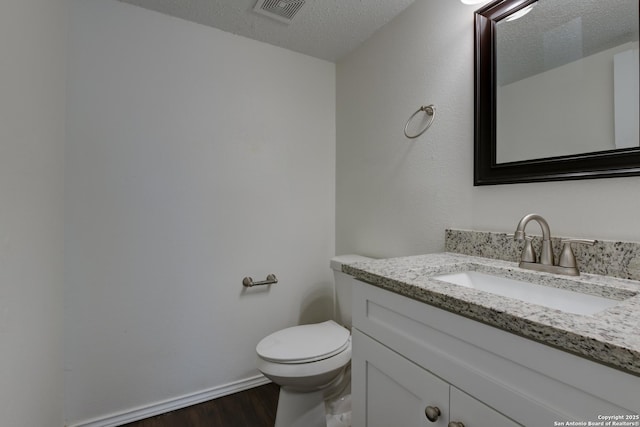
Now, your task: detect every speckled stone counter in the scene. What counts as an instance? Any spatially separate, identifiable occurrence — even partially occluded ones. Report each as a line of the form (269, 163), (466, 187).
(343, 253), (640, 377)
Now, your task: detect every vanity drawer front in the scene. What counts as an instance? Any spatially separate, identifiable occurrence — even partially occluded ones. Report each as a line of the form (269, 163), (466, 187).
(352, 280), (637, 424)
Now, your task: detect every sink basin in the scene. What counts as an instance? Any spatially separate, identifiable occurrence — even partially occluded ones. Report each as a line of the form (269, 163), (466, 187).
(433, 271), (621, 315)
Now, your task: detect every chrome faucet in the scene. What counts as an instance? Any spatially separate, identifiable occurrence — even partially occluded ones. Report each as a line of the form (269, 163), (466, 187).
(513, 213), (594, 276)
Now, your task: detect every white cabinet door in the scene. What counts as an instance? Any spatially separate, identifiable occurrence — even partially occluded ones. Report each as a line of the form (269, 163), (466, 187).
(449, 386), (521, 427)
(352, 329), (450, 427)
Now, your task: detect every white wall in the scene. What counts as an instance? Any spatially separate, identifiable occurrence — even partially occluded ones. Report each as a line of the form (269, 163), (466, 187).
(65, 1), (335, 424)
(336, 0), (640, 259)
(497, 43), (634, 163)
(0, 0), (67, 425)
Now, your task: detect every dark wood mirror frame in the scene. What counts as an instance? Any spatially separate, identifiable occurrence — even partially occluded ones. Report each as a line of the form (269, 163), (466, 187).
(474, 0), (640, 186)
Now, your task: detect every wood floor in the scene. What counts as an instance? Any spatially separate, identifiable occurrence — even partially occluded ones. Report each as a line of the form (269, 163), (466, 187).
(121, 383), (280, 427)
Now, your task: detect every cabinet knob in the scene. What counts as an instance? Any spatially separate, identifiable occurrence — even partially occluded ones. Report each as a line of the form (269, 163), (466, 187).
(448, 422), (465, 427)
(425, 406), (441, 422)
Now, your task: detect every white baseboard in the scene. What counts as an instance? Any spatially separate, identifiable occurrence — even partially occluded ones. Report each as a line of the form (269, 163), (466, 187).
(66, 374), (271, 427)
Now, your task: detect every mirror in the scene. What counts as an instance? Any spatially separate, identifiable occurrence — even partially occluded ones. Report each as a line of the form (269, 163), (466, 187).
(474, 0), (640, 185)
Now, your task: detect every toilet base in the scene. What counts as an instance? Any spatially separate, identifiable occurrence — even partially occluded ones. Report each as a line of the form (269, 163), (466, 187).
(275, 388), (326, 427)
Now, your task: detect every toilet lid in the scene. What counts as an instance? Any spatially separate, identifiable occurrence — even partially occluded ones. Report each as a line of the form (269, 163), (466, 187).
(256, 320), (350, 364)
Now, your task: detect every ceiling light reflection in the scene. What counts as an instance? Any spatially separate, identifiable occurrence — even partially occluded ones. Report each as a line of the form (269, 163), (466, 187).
(505, 4), (535, 21)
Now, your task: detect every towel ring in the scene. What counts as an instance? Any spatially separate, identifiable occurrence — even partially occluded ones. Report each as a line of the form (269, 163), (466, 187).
(404, 104), (436, 139)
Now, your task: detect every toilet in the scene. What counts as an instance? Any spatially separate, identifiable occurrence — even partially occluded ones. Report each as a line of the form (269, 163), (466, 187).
(256, 255), (371, 427)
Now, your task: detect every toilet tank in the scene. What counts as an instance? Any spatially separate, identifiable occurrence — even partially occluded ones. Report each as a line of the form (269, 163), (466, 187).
(330, 255), (373, 329)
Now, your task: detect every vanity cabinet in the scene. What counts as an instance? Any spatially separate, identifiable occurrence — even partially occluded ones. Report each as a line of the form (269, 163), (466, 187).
(450, 387), (520, 427)
(351, 280), (639, 427)
(353, 328), (519, 427)
(353, 327), (448, 427)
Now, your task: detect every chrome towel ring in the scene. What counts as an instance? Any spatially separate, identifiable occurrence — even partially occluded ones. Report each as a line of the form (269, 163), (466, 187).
(404, 104), (436, 139)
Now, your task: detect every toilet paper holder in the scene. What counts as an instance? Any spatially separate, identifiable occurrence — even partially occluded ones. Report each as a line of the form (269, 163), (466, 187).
(242, 274), (278, 287)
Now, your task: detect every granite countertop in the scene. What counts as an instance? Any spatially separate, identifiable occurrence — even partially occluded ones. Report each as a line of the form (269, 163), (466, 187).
(343, 252), (640, 377)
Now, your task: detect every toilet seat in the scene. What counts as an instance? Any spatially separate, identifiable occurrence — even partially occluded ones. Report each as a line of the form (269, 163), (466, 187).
(256, 320), (350, 364)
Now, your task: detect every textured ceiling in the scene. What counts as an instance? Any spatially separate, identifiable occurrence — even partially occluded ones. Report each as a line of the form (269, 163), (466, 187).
(118, 0), (418, 62)
(497, 0), (639, 85)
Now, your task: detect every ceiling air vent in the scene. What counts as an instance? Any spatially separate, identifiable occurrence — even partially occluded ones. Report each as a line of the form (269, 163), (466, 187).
(253, 0), (306, 24)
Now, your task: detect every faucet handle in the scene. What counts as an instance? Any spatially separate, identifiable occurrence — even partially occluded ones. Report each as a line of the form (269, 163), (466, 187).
(558, 239), (595, 268)
(521, 236), (536, 263)
(561, 238), (596, 245)
(508, 234), (536, 263)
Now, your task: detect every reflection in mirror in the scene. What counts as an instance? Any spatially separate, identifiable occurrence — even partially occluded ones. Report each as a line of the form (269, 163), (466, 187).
(474, 0), (640, 185)
(496, 0), (639, 163)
